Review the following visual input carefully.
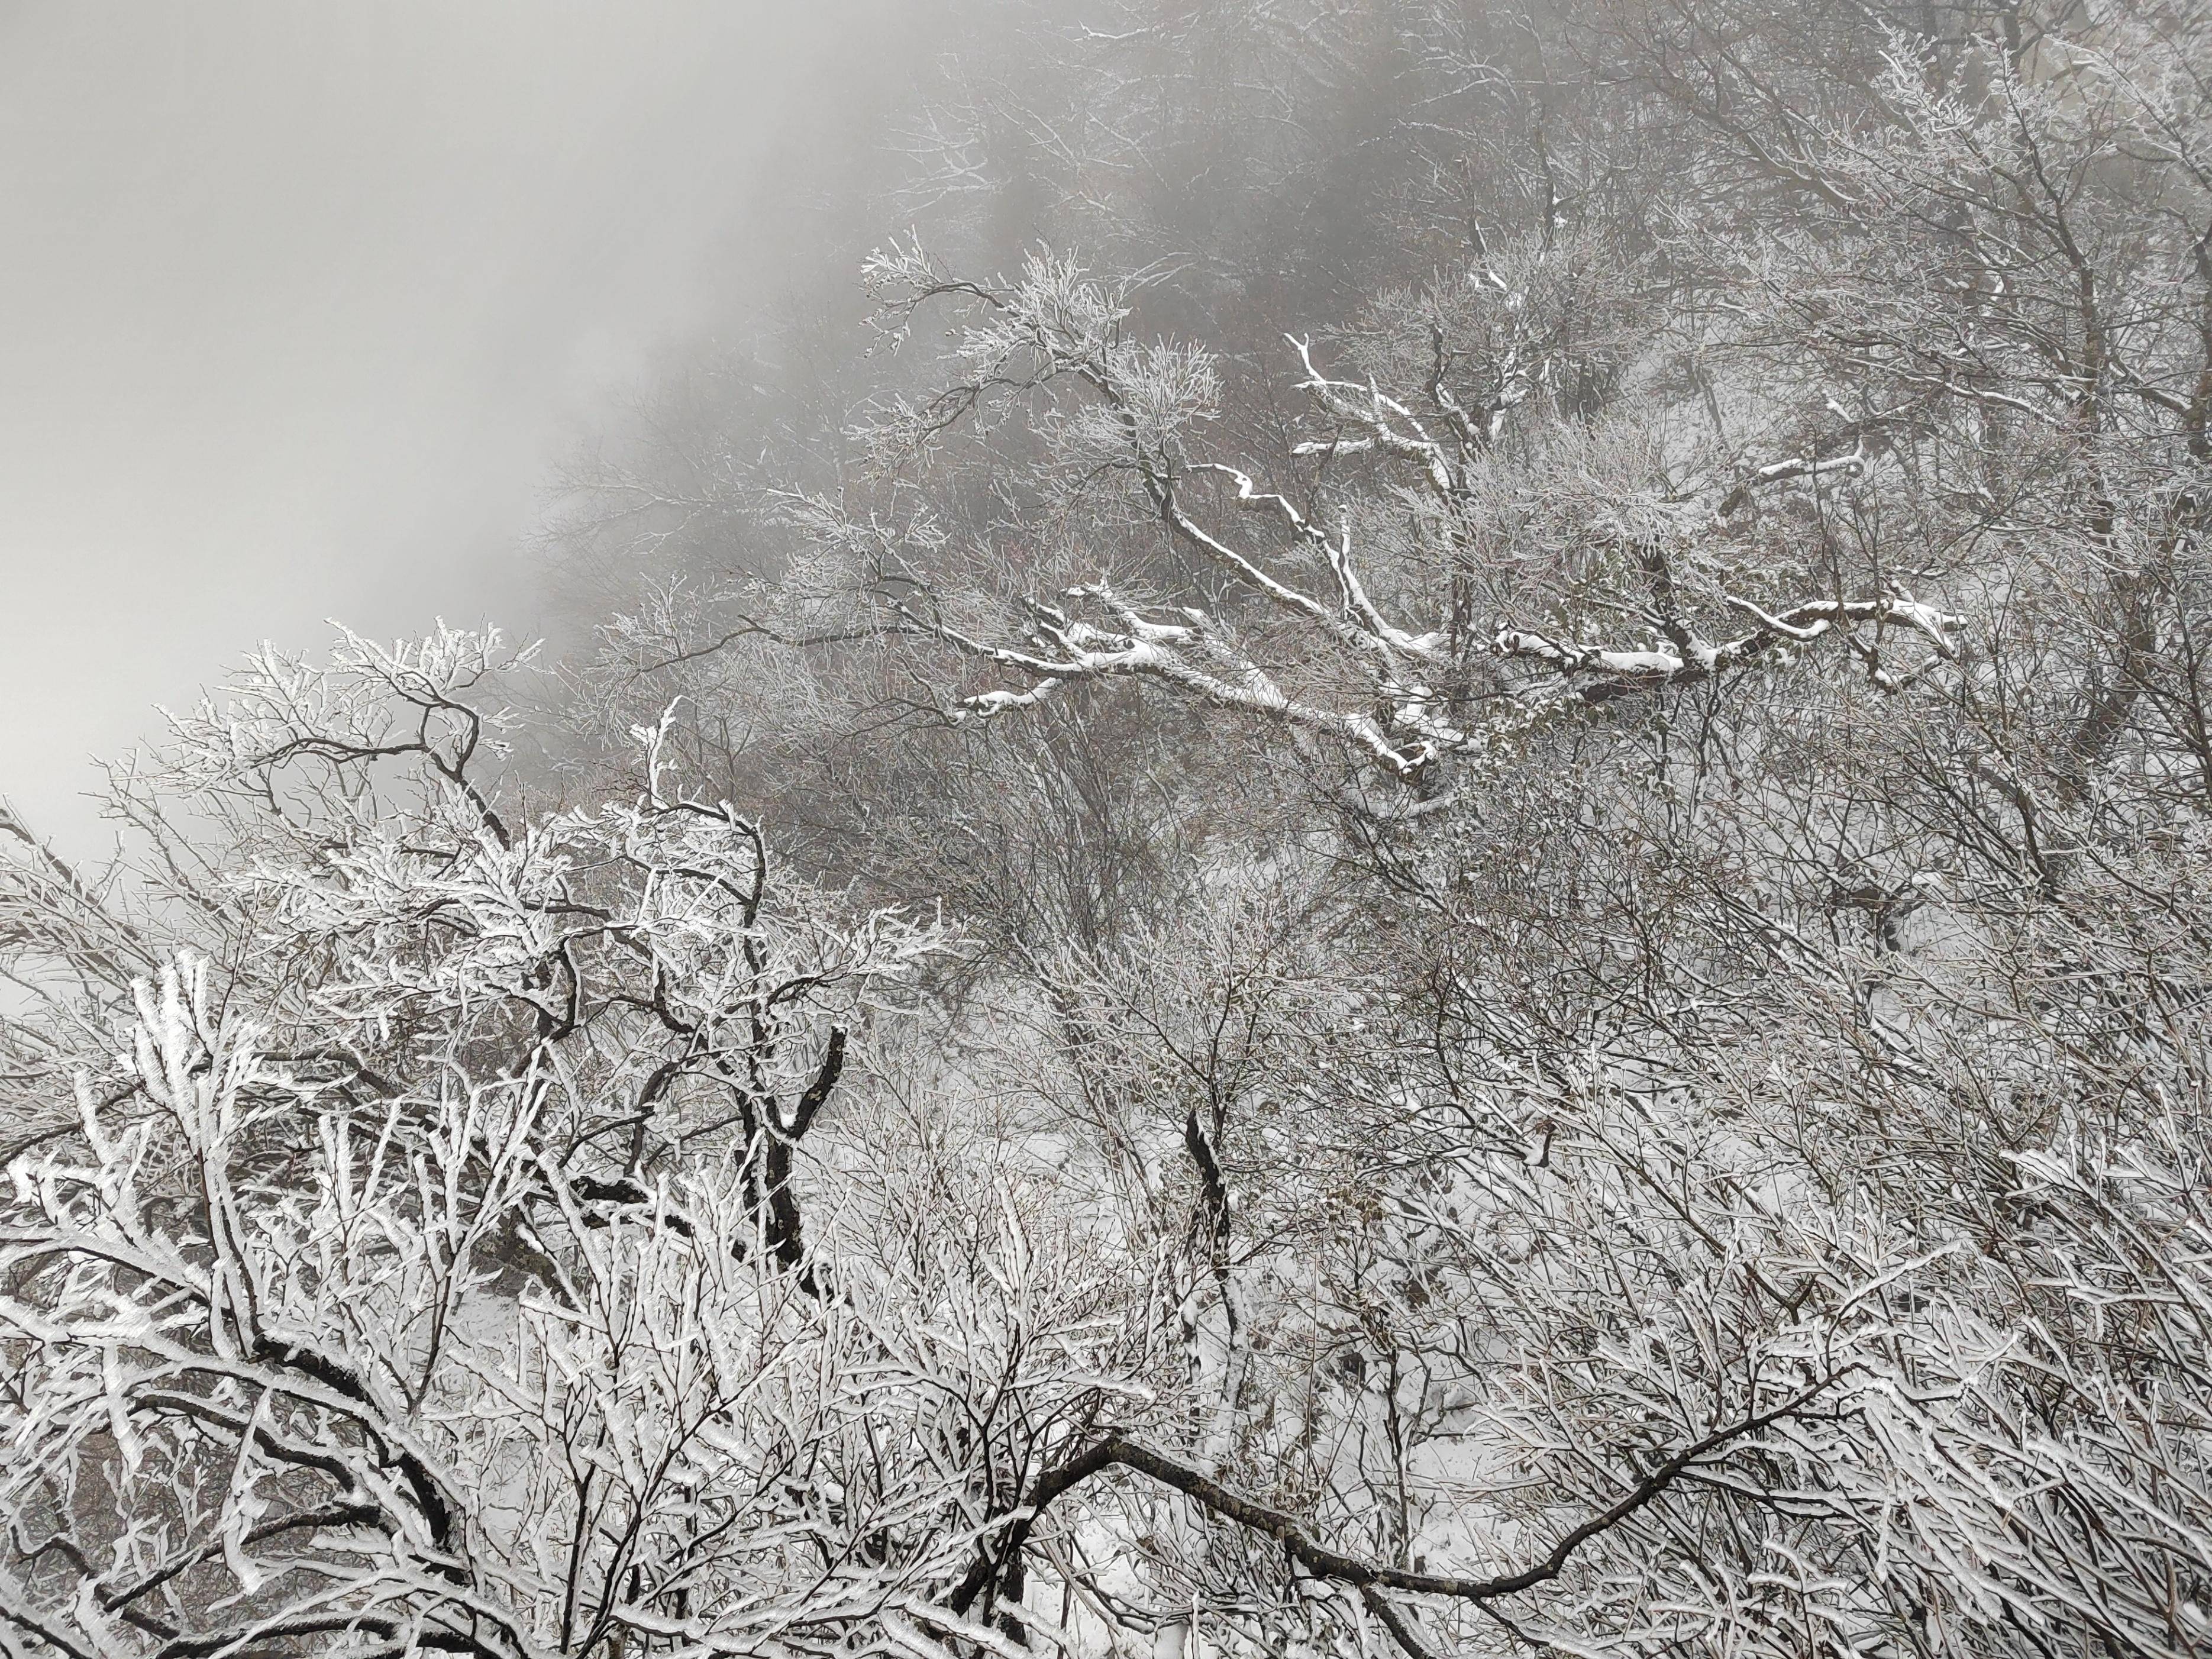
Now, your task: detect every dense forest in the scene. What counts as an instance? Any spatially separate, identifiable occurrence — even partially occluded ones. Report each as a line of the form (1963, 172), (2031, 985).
(7, 2), (2212, 1654)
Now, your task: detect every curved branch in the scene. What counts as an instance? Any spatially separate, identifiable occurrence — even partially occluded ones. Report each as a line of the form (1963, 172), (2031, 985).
(954, 1371), (1842, 1615)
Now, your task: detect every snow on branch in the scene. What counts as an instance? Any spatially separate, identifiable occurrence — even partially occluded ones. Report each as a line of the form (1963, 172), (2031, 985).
(1497, 594), (1965, 692)
(831, 246), (1970, 780)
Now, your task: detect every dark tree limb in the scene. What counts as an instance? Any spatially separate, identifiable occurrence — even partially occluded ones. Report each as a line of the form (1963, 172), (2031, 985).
(951, 1373), (1841, 1616)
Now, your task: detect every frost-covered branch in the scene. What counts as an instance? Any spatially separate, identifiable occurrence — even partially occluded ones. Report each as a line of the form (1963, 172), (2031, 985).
(842, 248), (1971, 780)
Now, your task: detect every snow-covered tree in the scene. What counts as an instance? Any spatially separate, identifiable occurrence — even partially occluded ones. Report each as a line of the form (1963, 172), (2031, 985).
(12, 2), (2212, 1655)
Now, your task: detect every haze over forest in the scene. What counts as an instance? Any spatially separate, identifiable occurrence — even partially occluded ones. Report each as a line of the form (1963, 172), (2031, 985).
(5, 5), (2212, 1658)
(0, 0), (905, 845)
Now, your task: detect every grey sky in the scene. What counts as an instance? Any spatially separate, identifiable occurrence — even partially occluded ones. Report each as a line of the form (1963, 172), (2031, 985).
(0, 1), (897, 850)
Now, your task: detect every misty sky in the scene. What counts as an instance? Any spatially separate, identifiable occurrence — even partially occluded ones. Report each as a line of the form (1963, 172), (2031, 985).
(0, 1), (897, 849)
